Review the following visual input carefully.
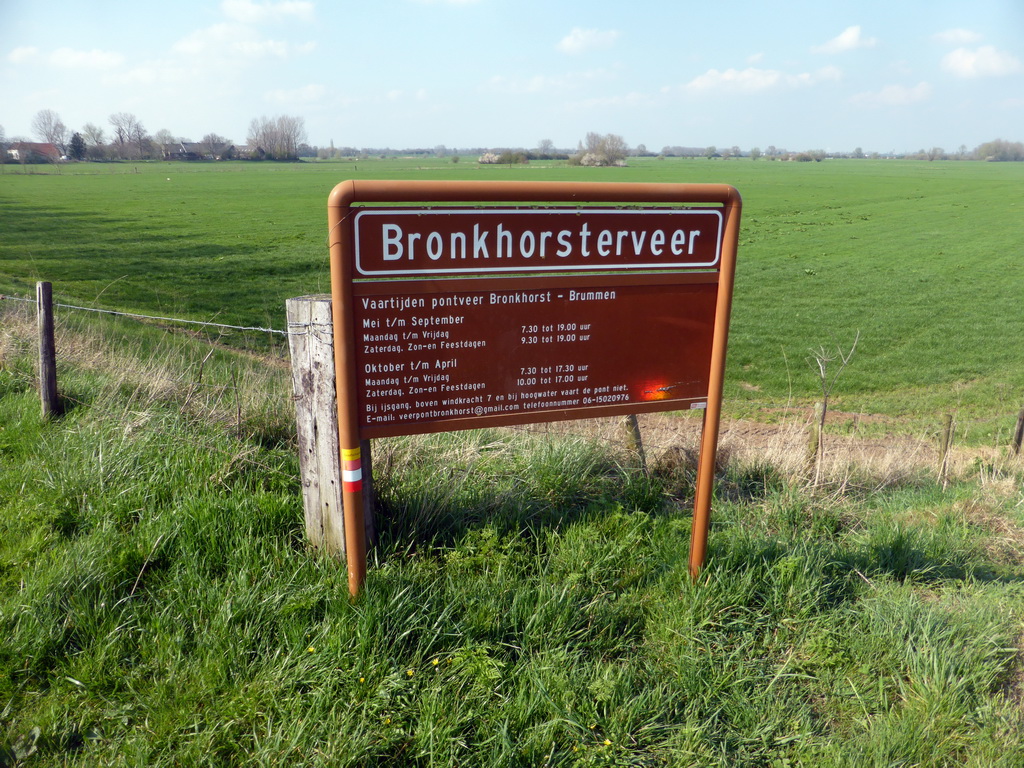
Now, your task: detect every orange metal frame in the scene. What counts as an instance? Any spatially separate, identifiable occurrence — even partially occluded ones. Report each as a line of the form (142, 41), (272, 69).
(328, 180), (741, 595)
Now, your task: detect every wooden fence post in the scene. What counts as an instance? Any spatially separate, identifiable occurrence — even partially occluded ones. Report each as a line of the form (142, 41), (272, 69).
(806, 401), (824, 481)
(937, 413), (954, 488)
(36, 281), (60, 418)
(622, 413), (648, 474)
(286, 295), (376, 560)
(1012, 407), (1024, 456)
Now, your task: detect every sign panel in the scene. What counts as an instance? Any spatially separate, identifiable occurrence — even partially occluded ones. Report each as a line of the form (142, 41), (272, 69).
(353, 276), (717, 438)
(353, 208), (724, 276)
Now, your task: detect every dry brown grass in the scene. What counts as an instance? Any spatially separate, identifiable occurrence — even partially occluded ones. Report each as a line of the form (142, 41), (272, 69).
(5, 299), (1023, 492)
(1, 301), (294, 440)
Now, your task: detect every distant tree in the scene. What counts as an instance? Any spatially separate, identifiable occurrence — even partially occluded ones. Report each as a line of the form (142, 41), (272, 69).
(749, 147), (762, 160)
(729, 145), (741, 159)
(69, 132), (87, 161)
(200, 132), (229, 159)
(703, 146), (718, 159)
(109, 112), (147, 159)
(498, 150), (528, 164)
(434, 144), (447, 158)
(974, 138), (1024, 161)
(246, 115), (306, 160)
(766, 145), (778, 160)
(82, 122), (106, 147)
(32, 109), (68, 153)
(0, 124), (6, 172)
(570, 132), (628, 166)
(109, 112), (132, 146)
(154, 128), (176, 147)
(536, 139), (555, 156)
(277, 115), (306, 159)
(86, 142), (108, 161)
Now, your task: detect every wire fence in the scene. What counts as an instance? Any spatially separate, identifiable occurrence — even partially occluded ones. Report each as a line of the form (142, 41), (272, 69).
(1, 291), (291, 337)
(3, 289), (1022, 488)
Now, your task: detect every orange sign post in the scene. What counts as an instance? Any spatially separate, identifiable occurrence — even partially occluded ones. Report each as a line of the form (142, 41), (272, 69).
(328, 180), (741, 595)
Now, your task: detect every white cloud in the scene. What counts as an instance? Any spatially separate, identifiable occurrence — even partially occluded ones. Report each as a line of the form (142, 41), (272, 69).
(942, 46), (1021, 78)
(850, 82), (932, 107)
(109, 62), (190, 86)
(49, 47), (125, 70)
(173, 24), (243, 56)
(8, 46), (39, 64)
(684, 66), (840, 93)
(485, 69), (611, 95)
(236, 39), (290, 58)
(221, 0), (314, 24)
(933, 28), (983, 45)
(380, 88), (428, 102)
(266, 83), (325, 103)
(812, 26), (878, 54)
(568, 91), (654, 111)
(173, 23), (310, 60)
(557, 28), (620, 55)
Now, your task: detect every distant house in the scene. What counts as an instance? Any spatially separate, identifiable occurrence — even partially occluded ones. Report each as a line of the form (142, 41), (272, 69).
(7, 142), (61, 162)
(232, 144), (265, 160)
(161, 141), (235, 161)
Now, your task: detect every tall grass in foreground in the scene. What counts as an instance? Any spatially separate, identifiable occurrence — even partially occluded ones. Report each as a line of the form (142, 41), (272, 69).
(2, 307), (1024, 767)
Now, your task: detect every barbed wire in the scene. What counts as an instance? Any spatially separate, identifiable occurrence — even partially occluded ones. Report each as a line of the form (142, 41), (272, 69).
(2, 292), (291, 336)
(4, 290), (1021, 469)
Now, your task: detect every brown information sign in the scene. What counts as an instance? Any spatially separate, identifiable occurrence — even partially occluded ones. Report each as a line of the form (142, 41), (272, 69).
(328, 180), (741, 594)
(354, 275), (717, 438)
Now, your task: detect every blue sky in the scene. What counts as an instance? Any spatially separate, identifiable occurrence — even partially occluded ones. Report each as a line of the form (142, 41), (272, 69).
(2, 0), (1022, 153)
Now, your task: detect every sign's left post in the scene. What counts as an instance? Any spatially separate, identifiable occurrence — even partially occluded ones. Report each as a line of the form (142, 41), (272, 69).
(327, 181), (368, 597)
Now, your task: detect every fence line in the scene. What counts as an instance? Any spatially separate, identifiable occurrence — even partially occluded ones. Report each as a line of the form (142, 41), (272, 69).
(3, 288), (1022, 483)
(2, 292), (292, 337)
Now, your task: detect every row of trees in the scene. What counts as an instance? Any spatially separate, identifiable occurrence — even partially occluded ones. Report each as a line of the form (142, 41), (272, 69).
(5, 109), (1024, 165)
(475, 134), (630, 167)
(3, 109), (308, 162)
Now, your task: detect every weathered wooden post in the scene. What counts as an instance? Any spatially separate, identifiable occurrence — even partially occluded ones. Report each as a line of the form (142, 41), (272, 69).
(1011, 407), (1024, 457)
(286, 294), (375, 559)
(937, 413), (954, 488)
(36, 281), (60, 418)
(622, 414), (648, 475)
(806, 401), (824, 480)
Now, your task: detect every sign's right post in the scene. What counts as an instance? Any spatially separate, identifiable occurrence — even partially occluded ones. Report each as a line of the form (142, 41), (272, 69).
(689, 186), (741, 580)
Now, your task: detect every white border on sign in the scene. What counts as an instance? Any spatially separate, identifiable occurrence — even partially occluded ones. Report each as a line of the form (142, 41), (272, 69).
(353, 208), (724, 277)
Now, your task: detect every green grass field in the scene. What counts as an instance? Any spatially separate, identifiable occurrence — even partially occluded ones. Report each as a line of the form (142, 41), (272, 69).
(1, 300), (1023, 766)
(3, 156), (1023, 440)
(3, 158), (1024, 766)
